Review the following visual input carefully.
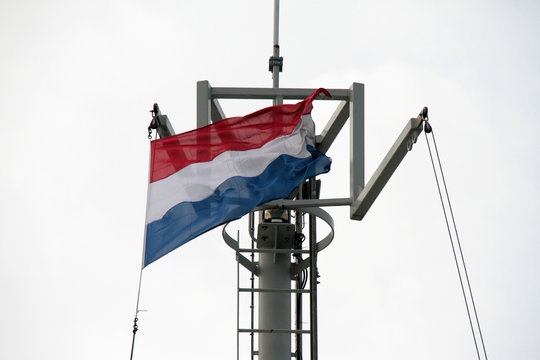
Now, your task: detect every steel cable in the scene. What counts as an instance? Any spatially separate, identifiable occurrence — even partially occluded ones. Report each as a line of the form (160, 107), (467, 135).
(424, 127), (488, 360)
(429, 130), (489, 360)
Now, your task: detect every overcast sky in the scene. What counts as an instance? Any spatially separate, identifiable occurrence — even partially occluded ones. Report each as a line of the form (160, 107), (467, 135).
(1, 0), (539, 359)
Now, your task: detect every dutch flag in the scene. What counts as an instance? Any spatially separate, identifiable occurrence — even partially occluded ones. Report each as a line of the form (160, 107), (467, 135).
(143, 89), (332, 267)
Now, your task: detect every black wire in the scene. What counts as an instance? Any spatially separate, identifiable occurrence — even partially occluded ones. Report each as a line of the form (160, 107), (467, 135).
(430, 130), (488, 360)
(424, 131), (481, 360)
(295, 233), (308, 289)
(293, 230), (305, 360)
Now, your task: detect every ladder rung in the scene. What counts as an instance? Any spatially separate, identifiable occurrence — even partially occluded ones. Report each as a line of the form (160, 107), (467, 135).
(239, 288), (310, 293)
(239, 328), (311, 334)
(252, 351), (299, 357)
(238, 248), (311, 254)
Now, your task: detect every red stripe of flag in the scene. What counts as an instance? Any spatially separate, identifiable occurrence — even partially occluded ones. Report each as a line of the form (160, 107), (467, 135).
(150, 88), (330, 183)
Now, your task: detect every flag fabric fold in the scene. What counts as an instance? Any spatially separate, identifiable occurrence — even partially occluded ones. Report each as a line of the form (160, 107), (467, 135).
(143, 88), (332, 267)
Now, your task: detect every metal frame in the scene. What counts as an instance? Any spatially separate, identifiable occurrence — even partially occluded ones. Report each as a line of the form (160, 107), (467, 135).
(196, 80), (366, 220)
(155, 81), (423, 224)
(149, 81), (425, 360)
(196, 80), (426, 223)
(197, 80), (426, 360)
(147, 0), (427, 357)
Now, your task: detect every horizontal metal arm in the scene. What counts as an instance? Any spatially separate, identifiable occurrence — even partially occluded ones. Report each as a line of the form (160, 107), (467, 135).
(256, 198), (351, 210)
(239, 288), (310, 293)
(239, 328), (311, 334)
(209, 87), (350, 101)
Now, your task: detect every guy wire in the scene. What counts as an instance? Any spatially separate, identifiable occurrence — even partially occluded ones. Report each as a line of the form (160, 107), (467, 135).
(424, 130), (482, 360)
(429, 130), (488, 360)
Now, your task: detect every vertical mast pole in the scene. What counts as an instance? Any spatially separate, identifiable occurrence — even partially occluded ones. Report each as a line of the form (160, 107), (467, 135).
(257, 4), (292, 360)
(309, 179), (319, 360)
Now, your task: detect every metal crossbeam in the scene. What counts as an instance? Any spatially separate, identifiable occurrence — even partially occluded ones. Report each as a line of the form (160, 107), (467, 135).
(257, 198), (351, 210)
(210, 86), (350, 100)
(239, 288), (310, 293)
(239, 329), (311, 334)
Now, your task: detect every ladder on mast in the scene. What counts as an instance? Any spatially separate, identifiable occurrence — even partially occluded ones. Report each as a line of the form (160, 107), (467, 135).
(234, 219), (313, 359)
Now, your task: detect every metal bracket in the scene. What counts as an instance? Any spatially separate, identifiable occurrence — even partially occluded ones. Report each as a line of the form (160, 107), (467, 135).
(222, 224), (260, 275)
(268, 56), (283, 72)
(148, 103), (175, 139)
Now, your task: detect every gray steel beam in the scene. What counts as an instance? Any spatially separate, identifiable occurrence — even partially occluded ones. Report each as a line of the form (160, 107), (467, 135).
(239, 288), (310, 293)
(238, 248), (310, 254)
(240, 329), (310, 334)
(211, 98), (226, 123)
(256, 198), (351, 210)
(209, 87), (349, 101)
(197, 80), (211, 128)
(350, 82), (365, 207)
(316, 100), (350, 154)
(236, 253), (260, 276)
(350, 115), (424, 220)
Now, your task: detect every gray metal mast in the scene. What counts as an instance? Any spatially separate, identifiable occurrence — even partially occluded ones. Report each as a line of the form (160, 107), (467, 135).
(189, 3), (426, 359)
(147, 4), (428, 360)
(256, 2), (293, 359)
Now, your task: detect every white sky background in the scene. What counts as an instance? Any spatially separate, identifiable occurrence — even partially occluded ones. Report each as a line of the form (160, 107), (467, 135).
(1, 0), (539, 359)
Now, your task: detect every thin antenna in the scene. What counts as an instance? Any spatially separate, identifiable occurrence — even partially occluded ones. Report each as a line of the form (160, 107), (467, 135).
(270, 0), (283, 105)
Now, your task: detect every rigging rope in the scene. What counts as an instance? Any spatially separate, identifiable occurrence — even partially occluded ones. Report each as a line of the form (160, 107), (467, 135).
(423, 121), (488, 360)
(130, 268), (144, 360)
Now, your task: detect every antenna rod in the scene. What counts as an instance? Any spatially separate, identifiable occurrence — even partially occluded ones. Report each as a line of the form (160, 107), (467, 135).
(271, 0), (283, 105)
(273, 0), (279, 50)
